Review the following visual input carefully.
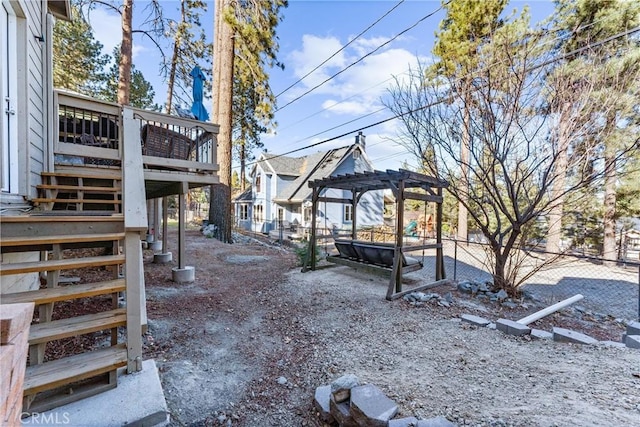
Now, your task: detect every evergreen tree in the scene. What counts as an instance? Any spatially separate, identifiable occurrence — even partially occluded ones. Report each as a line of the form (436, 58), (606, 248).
(53, 1), (109, 95)
(164, 0), (213, 114)
(430, 0), (509, 242)
(100, 47), (160, 110)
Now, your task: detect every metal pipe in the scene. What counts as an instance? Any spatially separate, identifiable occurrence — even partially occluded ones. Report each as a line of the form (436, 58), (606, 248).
(517, 294), (584, 325)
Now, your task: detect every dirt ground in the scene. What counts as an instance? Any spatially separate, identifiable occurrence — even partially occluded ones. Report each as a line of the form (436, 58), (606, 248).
(143, 229), (640, 427)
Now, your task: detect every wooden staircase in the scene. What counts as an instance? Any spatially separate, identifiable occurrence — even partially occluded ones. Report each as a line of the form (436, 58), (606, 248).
(0, 166), (136, 413)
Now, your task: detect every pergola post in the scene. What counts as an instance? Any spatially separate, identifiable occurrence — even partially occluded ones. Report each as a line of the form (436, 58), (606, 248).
(391, 179), (405, 295)
(304, 187), (319, 272)
(351, 189), (357, 240)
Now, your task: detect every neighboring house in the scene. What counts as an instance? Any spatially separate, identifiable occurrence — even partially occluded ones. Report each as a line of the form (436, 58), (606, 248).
(0, 0), (219, 417)
(234, 133), (384, 235)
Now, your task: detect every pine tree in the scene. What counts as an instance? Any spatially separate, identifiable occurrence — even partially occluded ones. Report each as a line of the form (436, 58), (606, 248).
(53, 1), (110, 96)
(99, 47), (160, 110)
(430, 0), (509, 242)
(164, 0), (213, 114)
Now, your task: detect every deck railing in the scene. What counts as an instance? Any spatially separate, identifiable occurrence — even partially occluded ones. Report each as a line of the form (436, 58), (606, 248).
(54, 90), (219, 173)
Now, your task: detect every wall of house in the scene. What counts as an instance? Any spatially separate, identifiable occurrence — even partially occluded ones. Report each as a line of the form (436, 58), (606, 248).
(251, 166), (268, 233)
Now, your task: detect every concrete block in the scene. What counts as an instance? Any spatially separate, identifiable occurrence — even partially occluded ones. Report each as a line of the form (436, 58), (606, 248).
(22, 359), (169, 426)
(389, 417), (419, 427)
(496, 319), (531, 336)
(553, 327), (598, 345)
(331, 373), (359, 403)
(329, 396), (358, 427)
(416, 415), (457, 427)
(625, 335), (640, 349)
(486, 323), (496, 330)
(154, 252), (172, 264)
(600, 340), (627, 348)
(626, 321), (640, 336)
(349, 384), (398, 427)
(531, 329), (553, 340)
(171, 266), (195, 283)
(460, 314), (491, 327)
(313, 385), (334, 423)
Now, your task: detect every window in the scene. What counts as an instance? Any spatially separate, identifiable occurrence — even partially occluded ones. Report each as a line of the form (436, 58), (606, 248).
(239, 204), (248, 220)
(254, 205), (264, 222)
(344, 205), (353, 222)
(255, 175), (261, 193)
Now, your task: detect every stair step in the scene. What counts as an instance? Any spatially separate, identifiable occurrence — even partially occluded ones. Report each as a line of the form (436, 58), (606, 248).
(0, 233), (125, 248)
(32, 198), (122, 205)
(0, 254), (125, 275)
(0, 214), (123, 223)
(36, 184), (120, 193)
(24, 344), (127, 395)
(29, 309), (126, 345)
(0, 279), (126, 305)
(42, 171), (122, 180)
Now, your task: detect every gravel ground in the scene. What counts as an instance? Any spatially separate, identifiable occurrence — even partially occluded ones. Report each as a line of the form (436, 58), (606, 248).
(143, 230), (640, 427)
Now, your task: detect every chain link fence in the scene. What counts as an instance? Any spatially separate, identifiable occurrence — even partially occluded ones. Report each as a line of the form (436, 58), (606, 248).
(413, 239), (640, 321)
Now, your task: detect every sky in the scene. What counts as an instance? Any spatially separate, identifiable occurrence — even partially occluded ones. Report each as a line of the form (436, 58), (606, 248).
(87, 0), (556, 173)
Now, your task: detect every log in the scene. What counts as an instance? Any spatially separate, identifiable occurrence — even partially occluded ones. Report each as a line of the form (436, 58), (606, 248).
(517, 294), (584, 325)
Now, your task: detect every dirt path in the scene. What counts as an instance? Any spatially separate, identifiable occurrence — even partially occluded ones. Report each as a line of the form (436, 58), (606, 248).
(143, 230), (640, 427)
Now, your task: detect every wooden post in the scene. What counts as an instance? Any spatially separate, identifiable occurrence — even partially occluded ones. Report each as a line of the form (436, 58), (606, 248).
(436, 187), (444, 280)
(124, 232), (142, 373)
(387, 179), (405, 299)
(351, 189), (357, 240)
(178, 182), (188, 270)
(309, 188), (319, 271)
(162, 197), (169, 253)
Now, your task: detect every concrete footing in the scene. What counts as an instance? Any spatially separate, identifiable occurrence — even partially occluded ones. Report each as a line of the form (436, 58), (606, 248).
(149, 241), (163, 252)
(496, 319), (531, 336)
(172, 266), (195, 283)
(553, 327), (598, 345)
(154, 252), (172, 264)
(625, 335), (640, 349)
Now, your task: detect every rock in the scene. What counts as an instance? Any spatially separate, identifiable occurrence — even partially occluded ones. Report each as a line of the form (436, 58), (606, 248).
(501, 301), (518, 309)
(389, 417), (419, 427)
(627, 321), (640, 336)
(625, 335), (640, 349)
(331, 374), (359, 403)
(277, 376), (287, 385)
(416, 415), (457, 426)
(495, 289), (509, 302)
(313, 385), (334, 423)
(478, 282), (491, 293)
(460, 314), (491, 327)
(553, 327), (598, 345)
(496, 319), (531, 336)
(349, 384), (398, 427)
(437, 300), (451, 308)
(443, 292), (454, 303)
(329, 395), (358, 427)
(457, 281), (472, 293)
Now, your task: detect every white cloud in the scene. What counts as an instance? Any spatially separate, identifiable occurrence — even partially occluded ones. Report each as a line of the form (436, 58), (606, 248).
(86, 8), (121, 57)
(288, 35), (346, 91)
(321, 99), (377, 116)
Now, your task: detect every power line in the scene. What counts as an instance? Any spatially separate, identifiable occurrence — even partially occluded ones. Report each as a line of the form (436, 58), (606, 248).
(274, 1), (449, 113)
(274, 0), (406, 99)
(246, 25), (640, 169)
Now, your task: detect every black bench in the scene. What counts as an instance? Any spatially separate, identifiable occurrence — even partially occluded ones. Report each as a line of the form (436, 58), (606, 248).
(329, 240), (423, 274)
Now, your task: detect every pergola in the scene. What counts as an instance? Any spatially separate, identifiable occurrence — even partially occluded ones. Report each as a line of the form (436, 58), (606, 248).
(302, 169), (450, 300)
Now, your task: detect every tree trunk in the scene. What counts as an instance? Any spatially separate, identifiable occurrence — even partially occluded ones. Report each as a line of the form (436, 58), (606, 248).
(240, 129), (246, 192)
(117, 0), (133, 105)
(165, 1), (186, 114)
(603, 149), (617, 266)
(209, 0), (234, 243)
(546, 102), (570, 256)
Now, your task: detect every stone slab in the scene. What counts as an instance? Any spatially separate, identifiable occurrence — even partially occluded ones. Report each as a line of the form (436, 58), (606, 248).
(460, 314), (491, 327)
(389, 417), (419, 427)
(331, 373), (359, 403)
(496, 319), (531, 336)
(531, 329), (553, 340)
(350, 384), (398, 427)
(417, 415), (458, 427)
(313, 385), (334, 423)
(625, 335), (640, 349)
(22, 359), (169, 426)
(329, 396), (358, 427)
(553, 327), (598, 345)
(626, 321), (640, 336)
